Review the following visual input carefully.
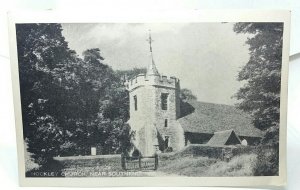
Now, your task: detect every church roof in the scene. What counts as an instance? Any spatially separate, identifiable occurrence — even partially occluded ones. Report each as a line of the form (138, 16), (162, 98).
(178, 101), (264, 138)
(146, 59), (159, 76)
(146, 30), (160, 76)
(207, 129), (241, 146)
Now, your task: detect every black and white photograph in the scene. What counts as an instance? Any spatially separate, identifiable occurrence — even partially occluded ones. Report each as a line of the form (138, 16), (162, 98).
(8, 10), (290, 187)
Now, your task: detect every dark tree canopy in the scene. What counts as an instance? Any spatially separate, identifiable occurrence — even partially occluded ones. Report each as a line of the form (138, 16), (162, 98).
(180, 88), (197, 102)
(233, 23), (283, 134)
(233, 23), (283, 175)
(16, 24), (133, 165)
(115, 67), (147, 81)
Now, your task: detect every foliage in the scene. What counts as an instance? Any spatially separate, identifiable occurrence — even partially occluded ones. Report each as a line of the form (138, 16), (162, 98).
(24, 141), (40, 172)
(253, 145), (279, 176)
(233, 23), (283, 176)
(164, 147), (173, 153)
(204, 153), (257, 177)
(115, 67), (147, 81)
(159, 151), (257, 177)
(158, 155), (216, 176)
(233, 23), (283, 133)
(16, 24), (133, 167)
(17, 23), (78, 164)
(180, 88), (197, 101)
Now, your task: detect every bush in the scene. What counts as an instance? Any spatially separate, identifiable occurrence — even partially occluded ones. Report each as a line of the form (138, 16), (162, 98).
(24, 142), (40, 172)
(132, 149), (140, 157)
(26, 159), (64, 177)
(254, 144), (279, 176)
(253, 124), (279, 176)
(204, 153), (257, 176)
(164, 147), (173, 153)
(179, 144), (226, 158)
(59, 141), (78, 156)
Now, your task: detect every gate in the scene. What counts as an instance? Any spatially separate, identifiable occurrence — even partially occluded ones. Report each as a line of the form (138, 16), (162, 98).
(121, 154), (158, 171)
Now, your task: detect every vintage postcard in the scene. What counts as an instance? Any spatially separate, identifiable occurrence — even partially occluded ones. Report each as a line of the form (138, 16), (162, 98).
(8, 10), (290, 187)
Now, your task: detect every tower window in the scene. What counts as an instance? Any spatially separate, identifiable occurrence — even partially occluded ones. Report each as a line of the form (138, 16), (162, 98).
(134, 95), (137, 111)
(161, 93), (168, 110)
(164, 119), (168, 127)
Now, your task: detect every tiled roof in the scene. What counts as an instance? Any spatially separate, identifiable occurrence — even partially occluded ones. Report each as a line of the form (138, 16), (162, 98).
(207, 129), (241, 146)
(178, 101), (264, 138)
(146, 59), (159, 76)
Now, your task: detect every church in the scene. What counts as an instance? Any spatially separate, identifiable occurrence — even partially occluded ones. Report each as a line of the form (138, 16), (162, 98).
(125, 33), (263, 156)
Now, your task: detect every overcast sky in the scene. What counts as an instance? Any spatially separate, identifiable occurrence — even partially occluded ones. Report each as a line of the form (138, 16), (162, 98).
(61, 23), (250, 105)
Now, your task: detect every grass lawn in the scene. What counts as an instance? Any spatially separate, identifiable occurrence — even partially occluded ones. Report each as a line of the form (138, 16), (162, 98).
(158, 153), (257, 176)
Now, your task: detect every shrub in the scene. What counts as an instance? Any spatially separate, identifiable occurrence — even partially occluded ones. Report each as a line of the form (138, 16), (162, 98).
(24, 142), (40, 172)
(59, 141), (78, 156)
(254, 144), (279, 176)
(204, 153), (257, 176)
(164, 147), (173, 153)
(178, 144), (225, 158)
(253, 124), (279, 176)
(132, 149), (141, 157)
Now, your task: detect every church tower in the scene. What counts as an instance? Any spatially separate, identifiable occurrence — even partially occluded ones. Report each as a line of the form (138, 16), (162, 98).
(125, 31), (184, 156)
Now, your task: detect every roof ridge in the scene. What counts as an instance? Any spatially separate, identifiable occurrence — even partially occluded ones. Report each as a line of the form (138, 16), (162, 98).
(178, 101), (264, 137)
(214, 129), (234, 134)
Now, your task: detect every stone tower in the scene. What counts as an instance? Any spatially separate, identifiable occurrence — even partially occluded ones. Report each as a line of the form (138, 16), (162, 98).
(125, 31), (184, 156)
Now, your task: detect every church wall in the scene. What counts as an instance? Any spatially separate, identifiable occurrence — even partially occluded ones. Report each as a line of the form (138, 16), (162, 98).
(184, 132), (214, 145)
(154, 86), (184, 152)
(126, 70), (184, 155)
(225, 133), (242, 145)
(128, 85), (158, 156)
(129, 86), (156, 125)
(175, 82), (181, 118)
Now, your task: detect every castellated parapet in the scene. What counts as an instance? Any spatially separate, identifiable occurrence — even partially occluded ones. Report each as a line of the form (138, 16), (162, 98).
(125, 71), (184, 156)
(126, 73), (180, 92)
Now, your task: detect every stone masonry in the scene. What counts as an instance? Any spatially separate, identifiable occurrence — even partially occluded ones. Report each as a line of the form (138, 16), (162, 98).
(125, 56), (185, 156)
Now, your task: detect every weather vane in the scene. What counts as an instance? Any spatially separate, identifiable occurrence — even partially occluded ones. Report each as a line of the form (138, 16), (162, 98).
(146, 29), (154, 53)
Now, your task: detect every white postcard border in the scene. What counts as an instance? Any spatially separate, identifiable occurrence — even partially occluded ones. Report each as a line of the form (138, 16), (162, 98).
(8, 9), (290, 187)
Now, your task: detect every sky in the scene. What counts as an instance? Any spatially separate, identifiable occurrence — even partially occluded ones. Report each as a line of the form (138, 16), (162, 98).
(61, 23), (250, 105)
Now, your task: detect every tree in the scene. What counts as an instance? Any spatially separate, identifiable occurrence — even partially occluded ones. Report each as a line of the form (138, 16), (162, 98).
(233, 23), (283, 136)
(17, 24), (134, 169)
(233, 23), (283, 176)
(115, 68), (147, 81)
(16, 23), (79, 164)
(180, 88), (197, 102)
(77, 48), (131, 154)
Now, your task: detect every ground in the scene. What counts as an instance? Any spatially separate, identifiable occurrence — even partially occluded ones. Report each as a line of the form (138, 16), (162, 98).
(27, 152), (258, 177)
(158, 153), (257, 176)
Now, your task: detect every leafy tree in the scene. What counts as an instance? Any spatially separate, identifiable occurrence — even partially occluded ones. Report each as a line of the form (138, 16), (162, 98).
(115, 68), (147, 80)
(17, 24), (133, 167)
(16, 23), (79, 164)
(233, 23), (283, 137)
(233, 23), (283, 176)
(180, 88), (197, 102)
(76, 48), (131, 154)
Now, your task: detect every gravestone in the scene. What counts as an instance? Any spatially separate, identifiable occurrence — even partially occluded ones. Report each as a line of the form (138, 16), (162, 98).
(91, 147), (96, 156)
